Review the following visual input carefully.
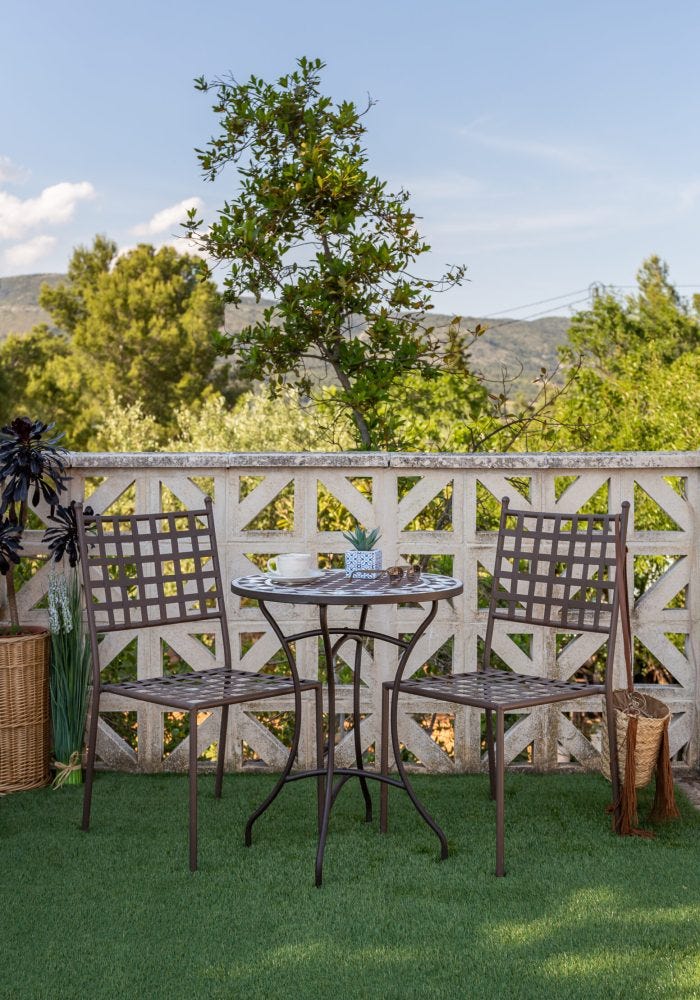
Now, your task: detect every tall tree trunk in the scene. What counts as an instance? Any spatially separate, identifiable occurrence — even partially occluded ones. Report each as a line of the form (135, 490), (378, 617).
(327, 358), (373, 449)
(350, 409), (372, 450)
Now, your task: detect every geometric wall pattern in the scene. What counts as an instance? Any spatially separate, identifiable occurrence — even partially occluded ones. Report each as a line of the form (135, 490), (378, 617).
(2, 451), (696, 773)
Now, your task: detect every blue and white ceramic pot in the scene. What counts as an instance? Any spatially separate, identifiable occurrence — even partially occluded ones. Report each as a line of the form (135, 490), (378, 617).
(344, 548), (382, 579)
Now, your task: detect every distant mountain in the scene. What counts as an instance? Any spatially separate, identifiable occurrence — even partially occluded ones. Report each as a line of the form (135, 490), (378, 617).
(0, 273), (572, 391)
(221, 303), (572, 392)
(0, 274), (63, 336)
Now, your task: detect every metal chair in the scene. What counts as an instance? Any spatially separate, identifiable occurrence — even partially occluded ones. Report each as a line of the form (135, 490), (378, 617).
(380, 498), (633, 875)
(75, 497), (322, 871)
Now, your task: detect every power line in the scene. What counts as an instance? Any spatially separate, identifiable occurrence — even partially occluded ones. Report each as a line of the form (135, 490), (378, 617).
(479, 281), (700, 330)
(486, 296), (591, 330)
(611, 283), (700, 289)
(480, 288), (589, 320)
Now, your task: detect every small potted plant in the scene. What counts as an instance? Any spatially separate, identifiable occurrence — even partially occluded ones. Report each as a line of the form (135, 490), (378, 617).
(0, 417), (69, 792)
(342, 525), (382, 579)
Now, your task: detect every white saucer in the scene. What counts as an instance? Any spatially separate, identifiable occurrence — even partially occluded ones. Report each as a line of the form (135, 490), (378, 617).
(265, 568), (325, 586)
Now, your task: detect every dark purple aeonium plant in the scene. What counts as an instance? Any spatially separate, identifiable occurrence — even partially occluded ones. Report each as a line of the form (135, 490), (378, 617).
(0, 417), (69, 631)
(44, 502), (94, 568)
(0, 521), (23, 576)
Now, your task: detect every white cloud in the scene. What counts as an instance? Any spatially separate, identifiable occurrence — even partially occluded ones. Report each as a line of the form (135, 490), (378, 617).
(2, 234), (57, 269)
(458, 126), (604, 172)
(0, 155), (29, 184)
(116, 235), (202, 262)
(131, 197), (204, 237)
(402, 173), (482, 201)
(435, 208), (613, 237)
(678, 180), (700, 210)
(0, 181), (95, 240)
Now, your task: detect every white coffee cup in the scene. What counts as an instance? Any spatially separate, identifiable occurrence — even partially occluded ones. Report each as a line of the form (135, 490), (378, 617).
(267, 552), (314, 577)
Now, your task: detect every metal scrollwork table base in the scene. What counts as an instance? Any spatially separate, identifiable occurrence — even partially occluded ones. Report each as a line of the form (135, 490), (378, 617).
(231, 570), (463, 886)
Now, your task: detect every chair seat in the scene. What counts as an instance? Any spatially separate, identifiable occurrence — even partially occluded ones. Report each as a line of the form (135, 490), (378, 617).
(103, 668), (318, 711)
(394, 668), (604, 711)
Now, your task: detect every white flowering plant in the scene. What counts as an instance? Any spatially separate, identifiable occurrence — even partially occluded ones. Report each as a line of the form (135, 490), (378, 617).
(47, 569), (91, 787)
(44, 501), (96, 787)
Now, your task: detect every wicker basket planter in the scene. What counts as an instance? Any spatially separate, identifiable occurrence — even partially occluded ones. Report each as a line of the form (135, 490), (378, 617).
(0, 627), (51, 793)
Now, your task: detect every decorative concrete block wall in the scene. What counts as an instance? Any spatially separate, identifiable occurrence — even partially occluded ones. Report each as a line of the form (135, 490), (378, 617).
(5, 451), (697, 774)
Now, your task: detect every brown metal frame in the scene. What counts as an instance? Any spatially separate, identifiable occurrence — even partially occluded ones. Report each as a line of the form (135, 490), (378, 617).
(230, 570), (463, 885)
(75, 496), (322, 871)
(380, 498), (633, 876)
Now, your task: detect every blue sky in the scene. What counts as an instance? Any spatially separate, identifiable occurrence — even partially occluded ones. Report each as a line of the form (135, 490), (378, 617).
(2, 0), (699, 318)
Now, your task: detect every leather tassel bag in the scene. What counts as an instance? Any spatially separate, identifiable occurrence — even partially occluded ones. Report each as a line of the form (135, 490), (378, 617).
(602, 690), (680, 836)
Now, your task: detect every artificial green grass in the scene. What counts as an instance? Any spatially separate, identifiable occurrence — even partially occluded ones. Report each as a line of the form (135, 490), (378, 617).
(2, 772), (699, 1000)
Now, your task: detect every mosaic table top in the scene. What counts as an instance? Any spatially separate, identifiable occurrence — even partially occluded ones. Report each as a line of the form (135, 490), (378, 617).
(231, 569), (463, 606)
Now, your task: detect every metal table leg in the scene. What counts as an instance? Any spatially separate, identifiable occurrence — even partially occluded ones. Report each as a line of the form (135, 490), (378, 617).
(385, 600), (449, 860)
(328, 605), (372, 821)
(245, 595), (449, 884)
(243, 600), (307, 846)
(316, 604), (334, 886)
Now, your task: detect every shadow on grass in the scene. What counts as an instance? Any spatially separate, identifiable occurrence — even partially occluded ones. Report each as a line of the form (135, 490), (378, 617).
(1, 771), (699, 1000)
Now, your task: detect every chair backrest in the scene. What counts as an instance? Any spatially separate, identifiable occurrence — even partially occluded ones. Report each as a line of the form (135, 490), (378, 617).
(484, 498), (632, 686)
(75, 497), (231, 684)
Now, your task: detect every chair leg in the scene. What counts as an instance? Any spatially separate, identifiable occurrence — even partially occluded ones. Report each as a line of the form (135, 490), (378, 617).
(215, 705), (229, 799)
(81, 691), (100, 832)
(485, 708), (496, 801)
(379, 682), (390, 834)
(189, 711), (199, 872)
(604, 686), (623, 833)
(495, 709), (506, 877)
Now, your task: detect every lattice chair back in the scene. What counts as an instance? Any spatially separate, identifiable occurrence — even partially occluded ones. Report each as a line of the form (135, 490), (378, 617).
(73, 495), (325, 873)
(74, 497), (232, 679)
(484, 497), (632, 691)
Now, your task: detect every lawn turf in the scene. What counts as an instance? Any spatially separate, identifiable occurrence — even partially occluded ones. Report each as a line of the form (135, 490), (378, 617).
(2, 772), (699, 1000)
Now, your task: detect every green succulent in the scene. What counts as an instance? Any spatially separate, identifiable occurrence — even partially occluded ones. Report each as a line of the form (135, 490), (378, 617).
(342, 525), (381, 551)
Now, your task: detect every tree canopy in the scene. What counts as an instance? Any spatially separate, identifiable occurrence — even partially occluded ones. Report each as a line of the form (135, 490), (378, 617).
(184, 56), (477, 449)
(548, 256), (700, 451)
(0, 236), (232, 447)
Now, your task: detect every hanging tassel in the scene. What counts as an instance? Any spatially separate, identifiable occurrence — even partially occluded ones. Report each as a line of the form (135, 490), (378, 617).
(615, 714), (639, 834)
(612, 714), (654, 838)
(648, 717), (681, 824)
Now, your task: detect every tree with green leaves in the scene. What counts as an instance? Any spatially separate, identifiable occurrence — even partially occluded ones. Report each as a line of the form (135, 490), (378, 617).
(0, 236), (234, 447)
(184, 56), (479, 450)
(0, 325), (73, 432)
(547, 256), (700, 451)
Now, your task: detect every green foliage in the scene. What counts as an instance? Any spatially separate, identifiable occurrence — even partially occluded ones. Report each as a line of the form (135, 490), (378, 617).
(0, 325), (74, 430)
(166, 387), (351, 453)
(0, 236), (233, 447)
(48, 570), (91, 783)
(95, 390), (165, 452)
(341, 525), (381, 550)
(547, 256), (700, 451)
(185, 56), (472, 449)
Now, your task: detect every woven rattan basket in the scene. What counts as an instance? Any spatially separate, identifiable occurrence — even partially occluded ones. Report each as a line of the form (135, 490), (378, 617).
(0, 628), (50, 793)
(601, 689), (669, 788)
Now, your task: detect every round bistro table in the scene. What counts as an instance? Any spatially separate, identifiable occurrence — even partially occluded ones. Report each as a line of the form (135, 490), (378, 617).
(231, 569), (463, 886)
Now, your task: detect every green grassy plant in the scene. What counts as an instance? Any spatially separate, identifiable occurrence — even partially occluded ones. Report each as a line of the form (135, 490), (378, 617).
(48, 570), (91, 786)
